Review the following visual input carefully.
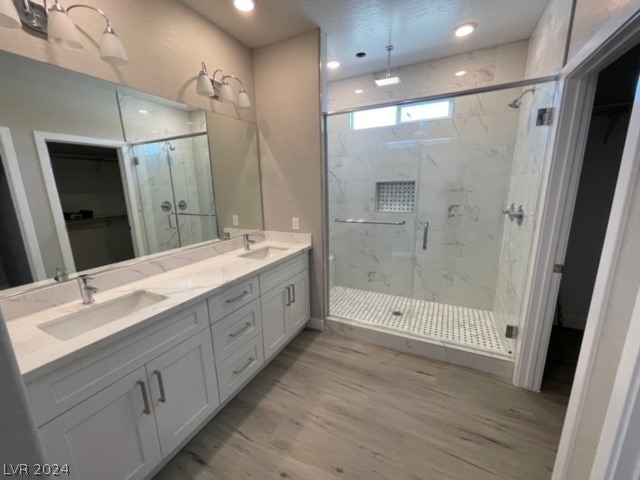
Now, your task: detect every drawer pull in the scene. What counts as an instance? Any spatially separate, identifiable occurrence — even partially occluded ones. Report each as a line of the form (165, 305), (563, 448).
(233, 357), (255, 375)
(290, 284), (296, 304)
(225, 290), (250, 304)
(153, 370), (167, 403)
(285, 286), (291, 306)
(229, 321), (253, 338)
(137, 381), (151, 415)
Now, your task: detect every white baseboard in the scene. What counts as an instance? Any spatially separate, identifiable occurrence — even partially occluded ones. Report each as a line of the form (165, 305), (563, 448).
(306, 317), (325, 331)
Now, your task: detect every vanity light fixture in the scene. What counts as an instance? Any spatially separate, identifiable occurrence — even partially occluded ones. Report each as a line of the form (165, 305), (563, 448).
(196, 62), (251, 109)
(374, 45), (400, 86)
(0, 0), (128, 65)
(454, 22), (477, 37)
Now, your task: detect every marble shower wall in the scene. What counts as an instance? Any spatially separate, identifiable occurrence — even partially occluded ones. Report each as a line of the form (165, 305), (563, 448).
(493, 82), (558, 338)
(328, 88), (521, 310)
(328, 41), (528, 113)
(132, 135), (218, 255)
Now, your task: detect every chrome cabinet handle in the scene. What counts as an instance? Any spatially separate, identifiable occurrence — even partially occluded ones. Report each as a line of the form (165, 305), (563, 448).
(422, 221), (429, 250)
(233, 357), (254, 375)
(225, 290), (249, 303)
(285, 286), (291, 306)
(229, 321), (252, 338)
(153, 370), (166, 403)
(290, 284), (296, 304)
(137, 381), (151, 415)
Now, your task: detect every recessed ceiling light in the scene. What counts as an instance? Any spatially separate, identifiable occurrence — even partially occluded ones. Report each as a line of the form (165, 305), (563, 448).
(355, 52), (366, 58)
(354, 89), (363, 94)
(327, 61), (340, 69)
(455, 70), (467, 77)
(233, 0), (254, 12)
(455, 22), (477, 37)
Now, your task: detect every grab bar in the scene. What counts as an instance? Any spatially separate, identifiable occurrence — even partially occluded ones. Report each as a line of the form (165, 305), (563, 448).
(334, 218), (406, 226)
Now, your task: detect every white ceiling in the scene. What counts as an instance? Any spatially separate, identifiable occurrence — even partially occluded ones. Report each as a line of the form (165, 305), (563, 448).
(179, 0), (551, 81)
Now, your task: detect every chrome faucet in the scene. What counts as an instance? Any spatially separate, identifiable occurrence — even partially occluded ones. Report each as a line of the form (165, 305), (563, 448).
(243, 233), (256, 251)
(77, 275), (98, 304)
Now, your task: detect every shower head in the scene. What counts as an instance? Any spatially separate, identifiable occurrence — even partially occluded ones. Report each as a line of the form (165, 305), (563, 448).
(508, 87), (536, 109)
(165, 141), (176, 151)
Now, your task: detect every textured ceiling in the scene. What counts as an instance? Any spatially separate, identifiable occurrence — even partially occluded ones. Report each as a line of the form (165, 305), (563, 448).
(179, 0), (551, 80)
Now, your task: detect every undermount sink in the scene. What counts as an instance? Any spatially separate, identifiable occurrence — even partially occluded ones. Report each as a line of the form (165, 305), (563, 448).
(239, 246), (289, 260)
(38, 291), (167, 341)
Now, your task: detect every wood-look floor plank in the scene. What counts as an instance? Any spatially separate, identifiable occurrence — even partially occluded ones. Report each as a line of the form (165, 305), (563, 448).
(154, 330), (568, 480)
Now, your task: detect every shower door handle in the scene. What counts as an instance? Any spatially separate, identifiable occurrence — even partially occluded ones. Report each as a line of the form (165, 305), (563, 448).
(167, 213), (177, 230)
(421, 221), (429, 250)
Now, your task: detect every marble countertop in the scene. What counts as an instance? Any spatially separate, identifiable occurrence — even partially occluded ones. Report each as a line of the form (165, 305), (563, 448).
(7, 239), (311, 381)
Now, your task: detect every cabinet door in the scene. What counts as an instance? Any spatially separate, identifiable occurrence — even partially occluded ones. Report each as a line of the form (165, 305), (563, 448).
(146, 329), (220, 457)
(288, 269), (310, 333)
(39, 367), (162, 480)
(261, 282), (289, 361)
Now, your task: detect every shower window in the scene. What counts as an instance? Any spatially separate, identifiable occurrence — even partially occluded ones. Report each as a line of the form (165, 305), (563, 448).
(350, 100), (452, 131)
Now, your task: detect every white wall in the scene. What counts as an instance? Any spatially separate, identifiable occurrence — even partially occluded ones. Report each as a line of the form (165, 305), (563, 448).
(254, 30), (325, 319)
(525, 0), (574, 77)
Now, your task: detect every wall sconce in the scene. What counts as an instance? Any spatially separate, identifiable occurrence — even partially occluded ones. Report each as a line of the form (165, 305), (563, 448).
(196, 61), (251, 109)
(0, 0), (128, 65)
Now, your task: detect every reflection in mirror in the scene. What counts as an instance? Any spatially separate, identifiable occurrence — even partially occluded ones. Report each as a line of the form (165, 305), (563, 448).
(47, 142), (135, 271)
(0, 149), (33, 288)
(131, 135), (218, 254)
(0, 50), (263, 294)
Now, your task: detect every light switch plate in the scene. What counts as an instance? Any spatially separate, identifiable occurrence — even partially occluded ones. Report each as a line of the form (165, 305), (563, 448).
(232, 215), (239, 226)
(292, 217), (299, 230)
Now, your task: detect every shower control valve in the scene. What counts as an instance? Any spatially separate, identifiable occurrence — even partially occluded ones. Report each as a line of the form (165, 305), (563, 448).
(502, 203), (525, 225)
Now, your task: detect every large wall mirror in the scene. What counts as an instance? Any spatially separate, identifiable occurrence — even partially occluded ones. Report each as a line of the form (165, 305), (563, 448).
(0, 51), (263, 293)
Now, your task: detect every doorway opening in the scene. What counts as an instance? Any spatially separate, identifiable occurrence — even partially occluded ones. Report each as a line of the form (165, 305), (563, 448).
(46, 141), (135, 271)
(541, 44), (640, 393)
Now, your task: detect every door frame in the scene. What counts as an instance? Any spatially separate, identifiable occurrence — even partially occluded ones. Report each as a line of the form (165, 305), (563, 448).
(0, 127), (46, 280)
(33, 131), (144, 273)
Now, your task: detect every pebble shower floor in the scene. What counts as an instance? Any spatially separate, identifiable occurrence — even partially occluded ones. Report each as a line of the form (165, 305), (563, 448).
(330, 286), (509, 356)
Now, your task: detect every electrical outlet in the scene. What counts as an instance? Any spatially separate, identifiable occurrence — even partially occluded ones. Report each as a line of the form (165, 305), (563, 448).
(292, 217), (299, 230)
(232, 215), (239, 226)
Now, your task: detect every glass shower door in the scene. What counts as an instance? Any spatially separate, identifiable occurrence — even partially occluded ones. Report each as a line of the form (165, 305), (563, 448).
(327, 111), (420, 334)
(169, 135), (218, 248)
(132, 134), (218, 255)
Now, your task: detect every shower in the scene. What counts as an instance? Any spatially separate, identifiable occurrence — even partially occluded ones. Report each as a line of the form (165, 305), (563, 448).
(165, 141), (176, 151)
(508, 88), (535, 109)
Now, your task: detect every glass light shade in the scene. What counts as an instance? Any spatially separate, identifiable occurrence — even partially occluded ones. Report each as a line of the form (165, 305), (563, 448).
(100, 31), (128, 66)
(196, 73), (215, 97)
(219, 83), (235, 104)
(0, 0), (20, 29)
(237, 90), (251, 109)
(47, 9), (83, 50)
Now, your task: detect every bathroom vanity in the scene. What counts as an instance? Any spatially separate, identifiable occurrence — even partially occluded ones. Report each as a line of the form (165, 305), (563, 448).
(1, 232), (311, 480)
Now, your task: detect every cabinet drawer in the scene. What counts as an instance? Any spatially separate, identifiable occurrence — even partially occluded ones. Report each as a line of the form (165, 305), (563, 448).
(259, 253), (307, 294)
(208, 275), (259, 324)
(27, 302), (209, 427)
(216, 335), (264, 403)
(211, 298), (262, 363)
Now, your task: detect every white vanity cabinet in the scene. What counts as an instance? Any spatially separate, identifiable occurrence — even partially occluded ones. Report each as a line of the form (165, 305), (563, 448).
(38, 327), (218, 480)
(38, 366), (163, 480)
(260, 255), (310, 361)
(23, 246), (311, 480)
